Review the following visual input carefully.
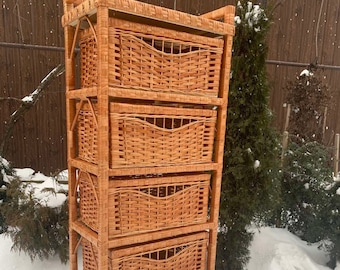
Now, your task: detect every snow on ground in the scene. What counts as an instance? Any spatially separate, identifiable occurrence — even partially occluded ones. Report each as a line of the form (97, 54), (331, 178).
(247, 227), (331, 270)
(0, 169), (338, 269)
(0, 233), (72, 270)
(0, 226), (334, 270)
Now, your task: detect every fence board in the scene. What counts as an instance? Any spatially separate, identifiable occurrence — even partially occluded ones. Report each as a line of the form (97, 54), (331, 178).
(0, 0), (66, 173)
(2, 0), (340, 173)
(267, 0), (340, 149)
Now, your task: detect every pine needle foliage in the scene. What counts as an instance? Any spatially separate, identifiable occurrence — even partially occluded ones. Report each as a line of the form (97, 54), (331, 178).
(0, 177), (69, 263)
(0, 156), (13, 233)
(283, 58), (336, 267)
(324, 180), (340, 268)
(280, 140), (340, 268)
(216, 1), (280, 269)
(286, 71), (331, 144)
(281, 141), (333, 240)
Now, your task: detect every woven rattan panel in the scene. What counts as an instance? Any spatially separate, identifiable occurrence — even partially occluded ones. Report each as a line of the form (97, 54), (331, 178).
(74, 101), (217, 168)
(79, 18), (224, 97)
(81, 232), (208, 270)
(78, 171), (210, 237)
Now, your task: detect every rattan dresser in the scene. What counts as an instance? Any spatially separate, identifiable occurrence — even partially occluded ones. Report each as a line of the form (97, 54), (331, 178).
(62, 1), (235, 269)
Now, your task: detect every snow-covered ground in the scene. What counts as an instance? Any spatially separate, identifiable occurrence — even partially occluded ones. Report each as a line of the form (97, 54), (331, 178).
(248, 227), (333, 270)
(0, 168), (338, 269)
(0, 226), (335, 270)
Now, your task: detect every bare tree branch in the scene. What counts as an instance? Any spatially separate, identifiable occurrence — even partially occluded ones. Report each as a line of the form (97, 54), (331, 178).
(0, 97), (23, 102)
(0, 64), (65, 156)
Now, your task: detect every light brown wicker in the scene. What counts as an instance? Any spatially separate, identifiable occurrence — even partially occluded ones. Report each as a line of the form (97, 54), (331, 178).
(82, 237), (101, 270)
(79, 18), (223, 97)
(78, 171), (210, 237)
(63, 1), (235, 269)
(73, 101), (217, 168)
(82, 232), (208, 270)
(62, 0), (234, 36)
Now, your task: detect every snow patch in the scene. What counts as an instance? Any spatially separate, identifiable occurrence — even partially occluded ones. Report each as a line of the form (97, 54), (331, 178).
(269, 242), (329, 270)
(22, 95), (34, 103)
(14, 168), (36, 180)
(0, 233), (82, 270)
(0, 156), (10, 169)
(21, 89), (39, 104)
(300, 69), (313, 77)
(11, 168), (67, 208)
(247, 227), (330, 270)
(236, 1), (266, 30)
(254, 160), (260, 169)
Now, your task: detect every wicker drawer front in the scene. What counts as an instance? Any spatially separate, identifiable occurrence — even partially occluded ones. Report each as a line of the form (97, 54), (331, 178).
(111, 232), (209, 270)
(75, 101), (217, 168)
(80, 18), (224, 97)
(78, 172), (210, 237)
(110, 103), (217, 168)
(82, 232), (208, 270)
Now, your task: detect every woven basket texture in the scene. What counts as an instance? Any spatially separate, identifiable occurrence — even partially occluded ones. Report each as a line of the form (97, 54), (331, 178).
(111, 238), (208, 269)
(78, 171), (210, 237)
(82, 232), (208, 270)
(79, 18), (223, 97)
(82, 238), (100, 270)
(75, 102), (217, 168)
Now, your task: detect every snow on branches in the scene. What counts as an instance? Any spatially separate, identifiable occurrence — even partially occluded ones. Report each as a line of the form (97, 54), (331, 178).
(234, 1), (267, 32)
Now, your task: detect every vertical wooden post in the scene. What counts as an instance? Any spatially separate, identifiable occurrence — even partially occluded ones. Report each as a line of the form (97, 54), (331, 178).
(334, 134), (339, 177)
(322, 107), (328, 142)
(283, 103), (291, 132)
(281, 131), (289, 165)
(96, 6), (110, 270)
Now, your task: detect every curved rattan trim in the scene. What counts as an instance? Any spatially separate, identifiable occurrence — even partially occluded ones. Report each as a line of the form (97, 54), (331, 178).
(110, 184), (202, 200)
(117, 32), (222, 56)
(112, 116), (212, 133)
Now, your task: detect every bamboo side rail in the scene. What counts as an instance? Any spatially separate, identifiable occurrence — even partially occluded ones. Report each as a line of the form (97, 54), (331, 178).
(64, 16), (79, 270)
(95, 6), (110, 270)
(201, 6), (235, 270)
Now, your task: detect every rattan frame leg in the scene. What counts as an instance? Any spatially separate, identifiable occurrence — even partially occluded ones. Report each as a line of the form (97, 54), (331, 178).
(95, 6), (110, 270)
(201, 7), (235, 270)
(64, 12), (78, 269)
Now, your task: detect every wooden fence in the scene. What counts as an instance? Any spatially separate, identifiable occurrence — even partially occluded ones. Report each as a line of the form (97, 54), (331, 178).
(1, 0), (340, 173)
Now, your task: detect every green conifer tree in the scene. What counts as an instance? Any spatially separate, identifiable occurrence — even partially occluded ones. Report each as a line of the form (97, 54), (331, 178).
(0, 156), (12, 233)
(286, 70), (331, 144)
(216, 2), (279, 269)
(0, 177), (69, 263)
(282, 68), (336, 267)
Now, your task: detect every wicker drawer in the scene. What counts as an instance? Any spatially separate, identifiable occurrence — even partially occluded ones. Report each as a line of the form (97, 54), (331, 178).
(78, 171), (210, 237)
(75, 101), (217, 168)
(79, 17), (224, 97)
(82, 232), (209, 270)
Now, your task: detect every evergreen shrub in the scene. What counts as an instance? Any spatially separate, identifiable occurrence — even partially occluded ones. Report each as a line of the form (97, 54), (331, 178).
(216, 1), (280, 269)
(281, 140), (333, 240)
(281, 139), (340, 268)
(0, 156), (12, 233)
(0, 176), (69, 263)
